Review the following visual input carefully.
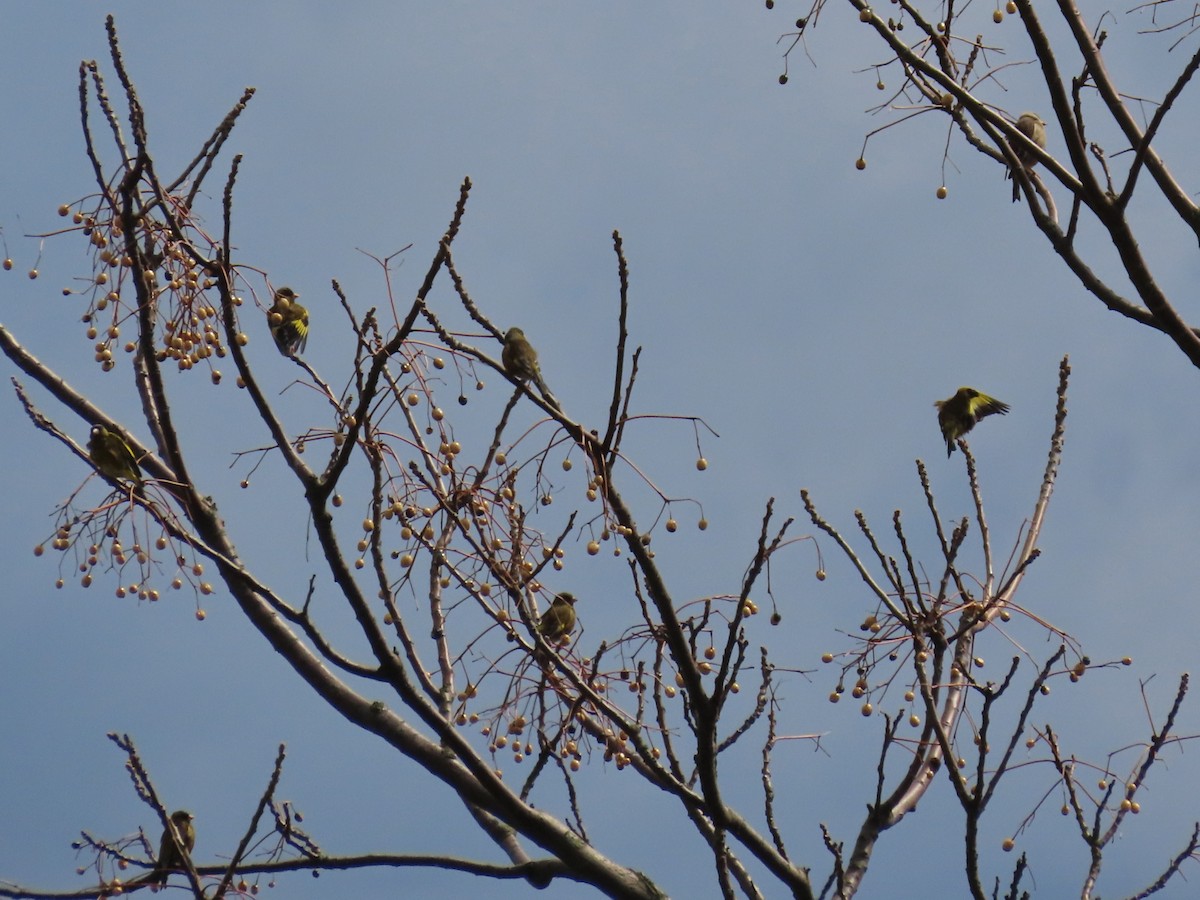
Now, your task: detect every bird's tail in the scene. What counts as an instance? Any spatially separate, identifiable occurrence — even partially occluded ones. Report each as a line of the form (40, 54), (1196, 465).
(534, 375), (561, 412)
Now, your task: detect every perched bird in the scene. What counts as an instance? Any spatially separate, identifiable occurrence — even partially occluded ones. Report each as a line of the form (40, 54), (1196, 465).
(268, 286), (308, 356)
(1009, 112), (1047, 203)
(87, 424), (142, 485)
(147, 810), (195, 887)
(934, 387), (1010, 457)
(537, 592), (577, 642)
(502, 327), (560, 411)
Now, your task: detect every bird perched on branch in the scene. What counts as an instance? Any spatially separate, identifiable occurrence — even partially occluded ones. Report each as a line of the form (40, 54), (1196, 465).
(934, 387), (1010, 457)
(87, 424), (142, 486)
(502, 326), (560, 411)
(1008, 112), (1047, 203)
(268, 286), (308, 356)
(144, 810), (195, 887)
(537, 592), (577, 642)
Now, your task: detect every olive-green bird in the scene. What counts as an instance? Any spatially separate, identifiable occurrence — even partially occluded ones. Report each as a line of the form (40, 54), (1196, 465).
(1009, 112), (1047, 203)
(934, 387), (1010, 457)
(87, 424), (142, 485)
(502, 326), (561, 411)
(268, 286), (308, 356)
(537, 592), (577, 641)
(147, 810), (195, 887)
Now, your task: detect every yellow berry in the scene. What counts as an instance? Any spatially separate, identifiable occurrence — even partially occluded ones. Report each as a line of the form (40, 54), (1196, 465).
(855, 158), (866, 171)
(993, 9), (1003, 23)
(936, 185), (948, 199)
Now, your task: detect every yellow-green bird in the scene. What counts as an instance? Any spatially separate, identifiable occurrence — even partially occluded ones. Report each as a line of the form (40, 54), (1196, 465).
(87, 424), (142, 485)
(502, 327), (561, 411)
(147, 810), (195, 887)
(537, 592), (577, 642)
(934, 387), (1010, 457)
(268, 286), (308, 356)
(1009, 112), (1047, 203)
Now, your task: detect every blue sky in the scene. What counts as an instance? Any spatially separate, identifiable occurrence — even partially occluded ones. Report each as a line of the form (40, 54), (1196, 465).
(2, 4), (1199, 898)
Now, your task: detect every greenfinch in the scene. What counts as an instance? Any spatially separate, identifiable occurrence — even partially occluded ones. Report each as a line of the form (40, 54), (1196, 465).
(87, 424), (142, 485)
(934, 387), (1010, 457)
(537, 592), (577, 641)
(502, 327), (560, 411)
(147, 809), (195, 886)
(268, 287), (308, 356)
(1009, 112), (1047, 203)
